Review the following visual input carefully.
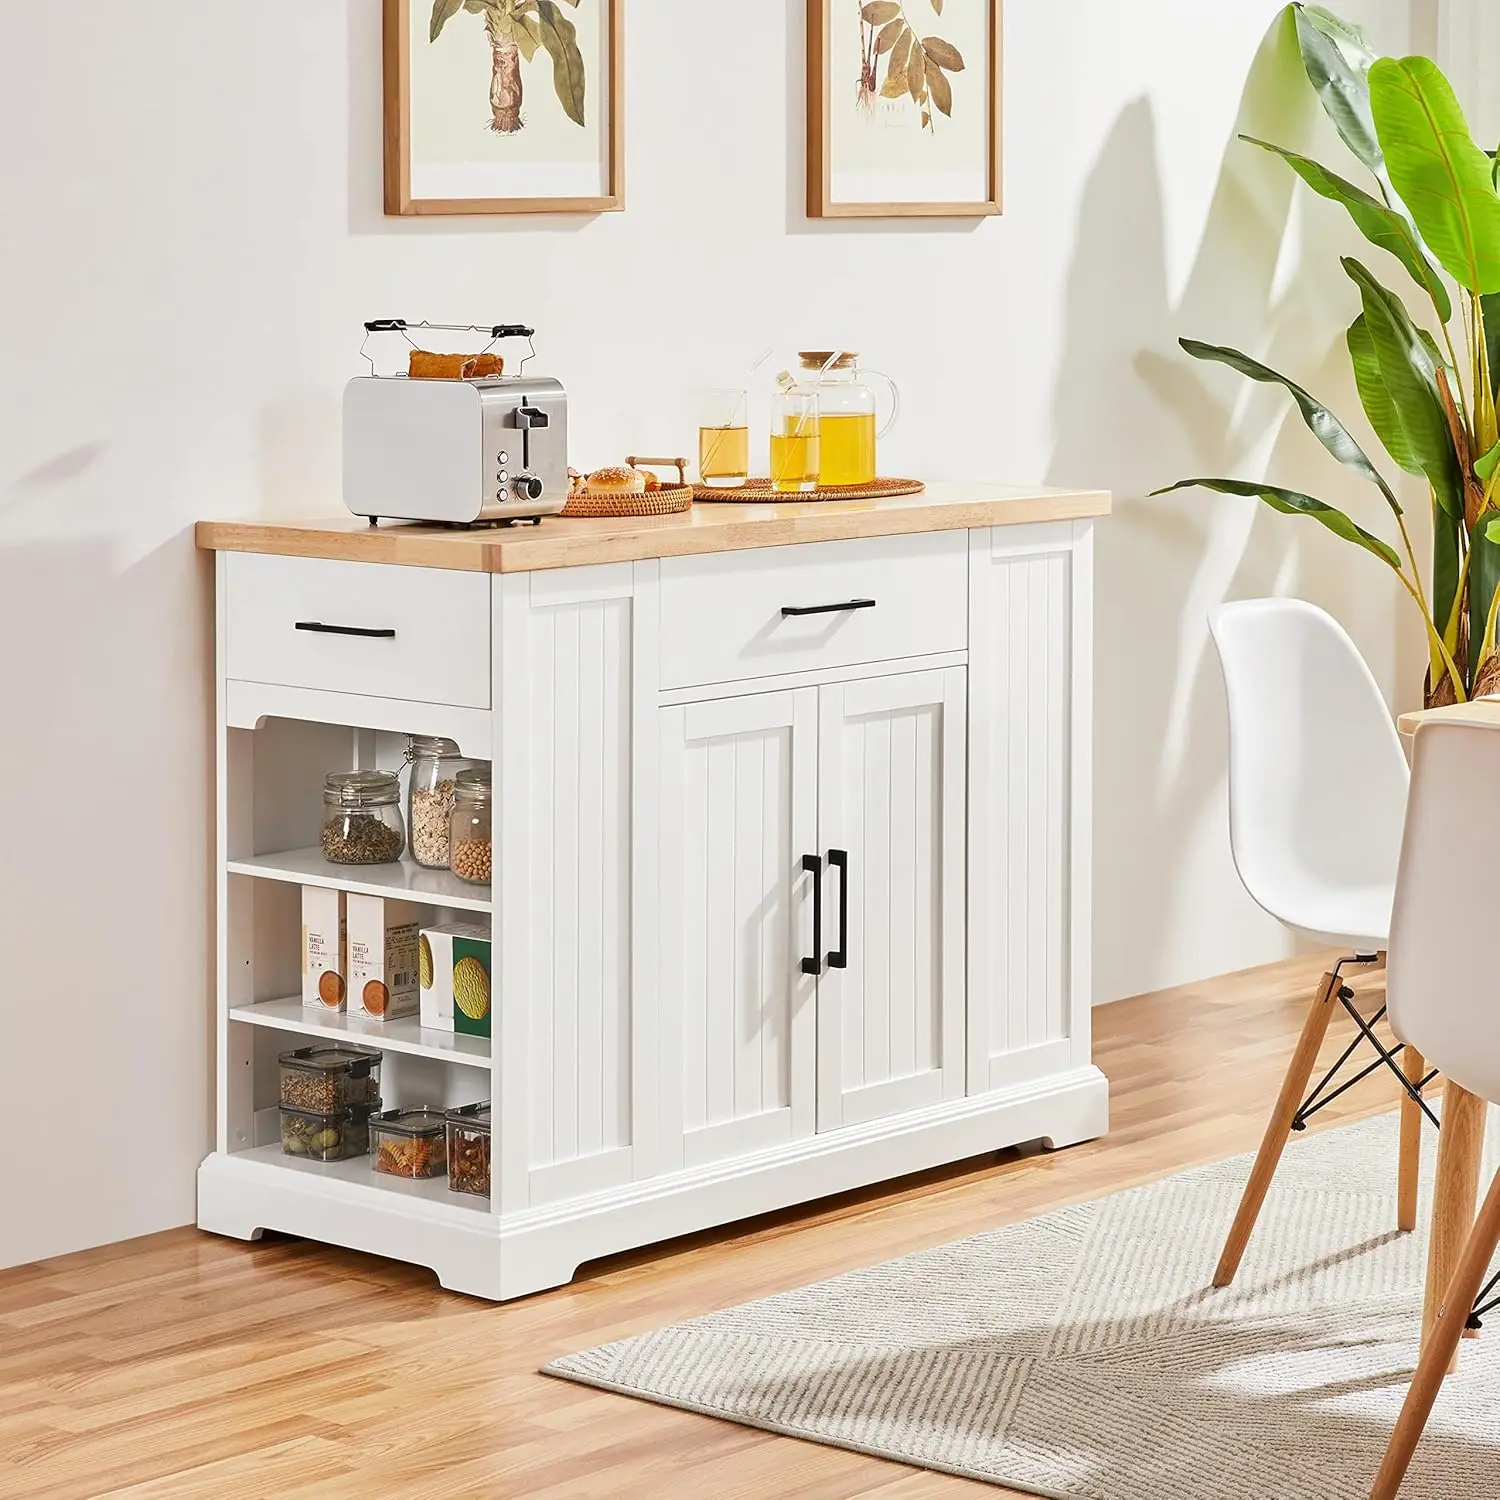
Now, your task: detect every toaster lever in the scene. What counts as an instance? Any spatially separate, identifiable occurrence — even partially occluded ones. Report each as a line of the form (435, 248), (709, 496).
(514, 404), (549, 472)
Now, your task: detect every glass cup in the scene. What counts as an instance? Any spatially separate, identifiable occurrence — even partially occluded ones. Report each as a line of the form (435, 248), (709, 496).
(770, 390), (820, 494)
(698, 388), (750, 489)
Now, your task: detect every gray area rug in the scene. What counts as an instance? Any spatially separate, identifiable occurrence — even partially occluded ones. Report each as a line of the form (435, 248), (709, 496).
(545, 1109), (1500, 1498)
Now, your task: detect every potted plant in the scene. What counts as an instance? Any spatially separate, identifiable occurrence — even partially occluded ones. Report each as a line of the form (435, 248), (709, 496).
(1158, 4), (1500, 706)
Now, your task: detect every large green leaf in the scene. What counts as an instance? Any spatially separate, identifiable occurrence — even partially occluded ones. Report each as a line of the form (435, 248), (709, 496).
(1179, 336), (1401, 513)
(1434, 501), (1463, 665)
(1471, 526), (1500, 673)
(1370, 56), (1500, 295)
(1150, 477), (1401, 568)
(430, 0), (464, 41)
(1343, 256), (1463, 514)
(536, 0), (586, 126)
(1294, 3), (1391, 198)
(1347, 313), (1422, 474)
(1240, 136), (1450, 321)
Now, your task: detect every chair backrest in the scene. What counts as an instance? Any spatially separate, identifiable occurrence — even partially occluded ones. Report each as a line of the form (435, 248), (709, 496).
(1209, 598), (1409, 934)
(1387, 720), (1500, 1105)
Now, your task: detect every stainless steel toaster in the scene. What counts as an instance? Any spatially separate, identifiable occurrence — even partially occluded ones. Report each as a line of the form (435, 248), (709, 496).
(342, 322), (569, 526)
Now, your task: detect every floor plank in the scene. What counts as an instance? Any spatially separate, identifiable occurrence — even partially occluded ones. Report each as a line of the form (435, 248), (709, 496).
(0, 952), (1415, 1499)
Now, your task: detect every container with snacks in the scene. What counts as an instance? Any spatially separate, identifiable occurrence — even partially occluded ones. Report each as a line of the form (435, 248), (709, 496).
(371, 1107), (449, 1179)
(445, 1102), (492, 1198)
(279, 1102), (377, 1162)
(278, 1043), (383, 1113)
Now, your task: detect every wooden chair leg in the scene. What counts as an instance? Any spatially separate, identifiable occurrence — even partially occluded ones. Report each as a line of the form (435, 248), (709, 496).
(1397, 1047), (1425, 1233)
(1422, 1082), (1487, 1366)
(1370, 1162), (1500, 1500)
(1214, 970), (1340, 1288)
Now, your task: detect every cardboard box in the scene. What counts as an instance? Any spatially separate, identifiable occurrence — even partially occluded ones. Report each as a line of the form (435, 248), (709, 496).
(348, 895), (420, 1022)
(301, 886), (347, 1011)
(419, 921), (492, 1037)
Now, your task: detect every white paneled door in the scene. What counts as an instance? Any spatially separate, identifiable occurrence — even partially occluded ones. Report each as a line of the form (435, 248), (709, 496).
(658, 689), (819, 1170)
(816, 668), (968, 1130)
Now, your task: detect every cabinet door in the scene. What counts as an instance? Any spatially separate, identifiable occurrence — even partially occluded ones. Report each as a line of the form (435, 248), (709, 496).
(816, 668), (967, 1131)
(658, 689), (819, 1171)
(967, 523), (1091, 1094)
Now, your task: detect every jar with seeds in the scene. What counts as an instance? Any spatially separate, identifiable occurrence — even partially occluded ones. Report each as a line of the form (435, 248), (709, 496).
(405, 735), (476, 870)
(321, 769), (405, 865)
(449, 766), (492, 886)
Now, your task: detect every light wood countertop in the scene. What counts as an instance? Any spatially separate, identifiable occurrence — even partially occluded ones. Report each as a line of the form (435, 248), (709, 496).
(196, 481), (1109, 573)
(1396, 697), (1500, 736)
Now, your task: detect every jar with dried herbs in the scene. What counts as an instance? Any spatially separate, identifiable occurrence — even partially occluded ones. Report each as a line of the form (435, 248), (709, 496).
(322, 770), (405, 865)
(405, 735), (476, 870)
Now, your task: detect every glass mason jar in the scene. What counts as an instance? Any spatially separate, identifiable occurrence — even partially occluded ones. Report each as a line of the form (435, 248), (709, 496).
(321, 770), (406, 865)
(449, 766), (493, 885)
(792, 351), (899, 487)
(404, 735), (476, 870)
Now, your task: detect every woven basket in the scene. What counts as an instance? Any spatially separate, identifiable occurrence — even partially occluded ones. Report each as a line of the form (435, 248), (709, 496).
(693, 477), (925, 504)
(560, 456), (694, 518)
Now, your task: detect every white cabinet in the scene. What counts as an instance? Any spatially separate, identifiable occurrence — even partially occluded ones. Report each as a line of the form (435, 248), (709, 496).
(657, 689), (818, 1171)
(816, 668), (967, 1131)
(199, 511), (1107, 1303)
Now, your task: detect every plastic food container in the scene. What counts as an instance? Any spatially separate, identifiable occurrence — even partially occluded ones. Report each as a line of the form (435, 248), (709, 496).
(371, 1107), (449, 1179)
(445, 1102), (492, 1197)
(280, 1102), (377, 1162)
(278, 1043), (383, 1113)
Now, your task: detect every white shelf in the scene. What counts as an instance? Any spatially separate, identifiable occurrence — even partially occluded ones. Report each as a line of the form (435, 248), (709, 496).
(230, 996), (490, 1068)
(231, 1142), (491, 1217)
(226, 847), (491, 913)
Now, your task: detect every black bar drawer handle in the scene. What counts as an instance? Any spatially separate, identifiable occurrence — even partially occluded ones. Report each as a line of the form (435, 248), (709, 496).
(294, 621), (397, 639)
(828, 849), (849, 970)
(801, 853), (823, 976)
(781, 598), (877, 618)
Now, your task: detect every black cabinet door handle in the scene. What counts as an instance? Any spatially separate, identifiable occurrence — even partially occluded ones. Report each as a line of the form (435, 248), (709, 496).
(801, 853), (823, 976)
(780, 598), (877, 618)
(294, 621), (397, 639)
(827, 849), (849, 969)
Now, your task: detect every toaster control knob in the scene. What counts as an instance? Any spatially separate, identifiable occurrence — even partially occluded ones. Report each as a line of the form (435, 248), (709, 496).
(498, 451), (509, 465)
(497, 486), (509, 502)
(516, 475), (545, 501)
(497, 469), (508, 482)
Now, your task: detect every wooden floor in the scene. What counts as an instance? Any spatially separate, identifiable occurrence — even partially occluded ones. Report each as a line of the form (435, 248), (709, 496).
(1, 953), (1415, 1500)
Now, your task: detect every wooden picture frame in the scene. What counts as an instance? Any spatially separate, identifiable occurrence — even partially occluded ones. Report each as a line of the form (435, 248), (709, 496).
(384, 0), (624, 216)
(807, 0), (1001, 219)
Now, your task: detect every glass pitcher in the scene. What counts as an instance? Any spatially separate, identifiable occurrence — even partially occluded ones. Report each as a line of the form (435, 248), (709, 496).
(792, 352), (899, 487)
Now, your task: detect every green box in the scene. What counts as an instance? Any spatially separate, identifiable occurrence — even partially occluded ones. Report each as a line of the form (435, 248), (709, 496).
(450, 934), (492, 1038)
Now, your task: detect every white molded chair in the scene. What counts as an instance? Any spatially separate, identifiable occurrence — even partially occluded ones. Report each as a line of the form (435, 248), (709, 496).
(1209, 598), (1427, 1288)
(1371, 719), (1500, 1498)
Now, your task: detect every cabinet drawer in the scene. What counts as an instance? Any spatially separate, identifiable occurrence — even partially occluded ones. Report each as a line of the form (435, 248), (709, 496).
(225, 553), (491, 708)
(658, 532), (967, 690)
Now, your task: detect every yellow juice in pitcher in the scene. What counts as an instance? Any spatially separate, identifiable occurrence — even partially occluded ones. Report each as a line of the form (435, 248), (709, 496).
(817, 412), (877, 486)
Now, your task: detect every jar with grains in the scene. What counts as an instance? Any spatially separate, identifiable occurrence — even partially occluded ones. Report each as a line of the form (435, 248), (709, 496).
(322, 770), (405, 865)
(405, 735), (476, 870)
(449, 766), (493, 886)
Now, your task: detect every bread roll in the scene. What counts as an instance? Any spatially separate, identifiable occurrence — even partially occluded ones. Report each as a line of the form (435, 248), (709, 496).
(640, 470), (662, 493)
(586, 465), (647, 497)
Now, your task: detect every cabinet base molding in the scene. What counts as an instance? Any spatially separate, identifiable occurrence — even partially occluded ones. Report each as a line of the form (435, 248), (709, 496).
(197, 1066), (1108, 1302)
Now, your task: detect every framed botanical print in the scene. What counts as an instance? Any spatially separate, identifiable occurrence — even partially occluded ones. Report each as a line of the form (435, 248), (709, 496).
(384, 0), (623, 215)
(807, 0), (1001, 218)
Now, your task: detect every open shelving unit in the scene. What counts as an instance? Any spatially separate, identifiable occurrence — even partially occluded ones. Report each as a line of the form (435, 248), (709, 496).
(199, 708), (503, 1299)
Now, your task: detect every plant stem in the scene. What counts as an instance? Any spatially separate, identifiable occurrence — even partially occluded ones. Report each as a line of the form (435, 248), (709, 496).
(1397, 567), (1468, 701)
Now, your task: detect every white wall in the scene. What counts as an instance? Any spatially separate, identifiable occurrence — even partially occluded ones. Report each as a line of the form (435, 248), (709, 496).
(0, 0), (1427, 1268)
